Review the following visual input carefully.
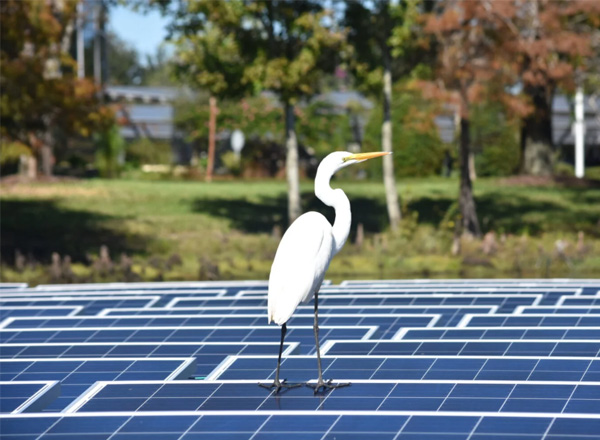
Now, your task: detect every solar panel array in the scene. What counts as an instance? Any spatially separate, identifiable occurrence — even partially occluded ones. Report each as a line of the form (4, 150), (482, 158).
(1, 279), (599, 439)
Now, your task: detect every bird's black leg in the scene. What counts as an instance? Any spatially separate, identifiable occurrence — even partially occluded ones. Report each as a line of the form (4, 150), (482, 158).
(259, 323), (301, 393)
(306, 291), (351, 394)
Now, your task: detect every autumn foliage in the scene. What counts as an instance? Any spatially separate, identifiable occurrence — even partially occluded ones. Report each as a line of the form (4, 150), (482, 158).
(0, 0), (113, 176)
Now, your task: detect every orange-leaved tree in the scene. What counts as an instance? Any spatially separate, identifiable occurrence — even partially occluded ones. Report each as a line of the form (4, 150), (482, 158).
(494, 0), (600, 176)
(0, 0), (112, 176)
(424, 0), (515, 250)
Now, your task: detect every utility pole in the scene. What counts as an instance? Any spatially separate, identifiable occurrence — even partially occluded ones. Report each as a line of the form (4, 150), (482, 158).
(76, 1), (85, 78)
(206, 96), (218, 182)
(574, 87), (585, 178)
(94, 1), (102, 88)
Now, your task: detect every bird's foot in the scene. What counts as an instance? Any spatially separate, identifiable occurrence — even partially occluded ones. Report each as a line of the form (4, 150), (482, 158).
(306, 379), (351, 394)
(258, 379), (302, 394)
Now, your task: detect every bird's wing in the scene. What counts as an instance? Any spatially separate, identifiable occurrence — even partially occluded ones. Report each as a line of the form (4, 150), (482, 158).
(268, 212), (333, 325)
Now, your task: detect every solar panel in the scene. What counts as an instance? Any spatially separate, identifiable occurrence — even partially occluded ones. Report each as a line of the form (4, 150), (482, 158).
(517, 305), (600, 314)
(0, 306), (83, 319)
(236, 288), (574, 306)
(162, 301), (497, 327)
(560, 296), (600, 306)
(210, 355), (600, 382)
(341, 278), (600, 287)
(0, 342), (298, 378)
(2, 277), (598, 438)
(106, 305), (496, 327)
(64, 380), (600, 414)
(108, 293), (543, 313)
(0, 358), (195, 411)
(0, 283), (27, 290)
(0, 315), (437, 339)
(0, 326), (376, 354)
(459, 314), (600, 327)
(0, 296), (160, 315)
(0, 288), (223, 297)
(0, 381), (60, 413)
(33, 280), (269, 291)
(0, 290), (228, 308)
(323, 339), (600, 356)
(395, 327), (600, 340)
(3, 413), (599, 439)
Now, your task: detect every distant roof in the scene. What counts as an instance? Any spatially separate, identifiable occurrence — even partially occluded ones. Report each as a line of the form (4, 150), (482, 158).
(106, 86), (180, 103)
(108, 85), (599, 146)
(315, 90), (374, 110)
(436, 95), (600, 146)
(116, 104), (173, 139)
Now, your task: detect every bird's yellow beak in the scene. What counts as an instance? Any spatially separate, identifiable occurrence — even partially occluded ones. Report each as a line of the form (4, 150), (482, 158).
(343, 151), (391, 162)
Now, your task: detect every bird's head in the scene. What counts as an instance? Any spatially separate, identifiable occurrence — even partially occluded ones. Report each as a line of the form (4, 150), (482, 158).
(321, 151), (391, 174)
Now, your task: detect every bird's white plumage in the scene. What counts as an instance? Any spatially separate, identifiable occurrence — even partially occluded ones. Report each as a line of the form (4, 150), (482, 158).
(267, 151), (388, 327)
(268, 212), (333, 324)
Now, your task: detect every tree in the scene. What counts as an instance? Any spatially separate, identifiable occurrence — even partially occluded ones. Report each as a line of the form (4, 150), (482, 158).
(105, 31), (145, 85)
(424, 1), (513, 246)
(0, 0), (112, 176)
(166, 1), (345, 223)
(496, 1), (600, 176)
(343, 0), (423, 232)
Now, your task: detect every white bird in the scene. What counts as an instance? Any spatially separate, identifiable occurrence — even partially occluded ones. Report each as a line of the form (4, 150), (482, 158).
(259, 151), (390, 393)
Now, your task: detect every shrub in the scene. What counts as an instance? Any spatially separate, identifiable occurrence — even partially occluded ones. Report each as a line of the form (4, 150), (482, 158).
(94, 124), (125, 177)
(126, 138), (172, 166)
(363, 85), (445, 178)
(471, 102), (521, 177)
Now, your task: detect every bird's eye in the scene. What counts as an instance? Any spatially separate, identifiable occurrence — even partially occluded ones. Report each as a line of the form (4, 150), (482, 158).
(342, 156), (351, 162)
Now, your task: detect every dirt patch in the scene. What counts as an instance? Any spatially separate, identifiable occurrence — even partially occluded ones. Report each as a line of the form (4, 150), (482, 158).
(0, 175), (81, 185)
(0, 177), (108, 198)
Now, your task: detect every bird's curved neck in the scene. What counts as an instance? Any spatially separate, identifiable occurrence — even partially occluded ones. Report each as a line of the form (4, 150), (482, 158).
(315, 166), (351, 255)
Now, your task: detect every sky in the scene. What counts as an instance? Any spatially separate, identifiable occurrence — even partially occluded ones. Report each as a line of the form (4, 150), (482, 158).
(109, 5), (170, 63)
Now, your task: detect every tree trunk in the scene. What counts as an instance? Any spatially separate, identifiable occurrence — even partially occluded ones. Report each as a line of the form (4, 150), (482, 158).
(382, 62), (402, 232)
(458, 116), (481, 239)
(285, 102), (301, 224)
(521, 87), (554, 176)
(40, 144), (53, 177)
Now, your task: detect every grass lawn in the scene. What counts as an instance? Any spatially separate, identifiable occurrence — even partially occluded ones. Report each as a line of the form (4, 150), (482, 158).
(1, 176), (599, 284)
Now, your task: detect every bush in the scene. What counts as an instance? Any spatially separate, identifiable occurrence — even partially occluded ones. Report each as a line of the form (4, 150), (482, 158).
(554, 161), (575, 177)
(126, 138), (172, 166)
(363, 85), (445, 178)
(0, 139), (32, 165)
(94, 124), (125, 178)
(471, 102), (521, 177)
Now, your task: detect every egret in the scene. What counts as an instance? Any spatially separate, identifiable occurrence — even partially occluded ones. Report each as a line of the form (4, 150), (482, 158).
(259, 151), (390, 393)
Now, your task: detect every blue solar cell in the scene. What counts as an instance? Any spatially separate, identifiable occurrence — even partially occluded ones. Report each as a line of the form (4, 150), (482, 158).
(215, 355), (600, 382)
(66, 381), (600, 415)
(464, 314), (600, 327)
(399, 327), (600, 340)
(0, 326), (374, 354)
(0, 359), (194, 411)
(0, 342), (297, 379)
(519, 306), (600, 314)
(0, 382), (59, 413)
(159, 303), (496, 327)
(3, 315), (434, 339)
(0, 297), (159, 315)
(562, 297), (600, 306)
(324, 340), (600, 357)
(3, 413), (600, 439)
(0, 307), (82, 319)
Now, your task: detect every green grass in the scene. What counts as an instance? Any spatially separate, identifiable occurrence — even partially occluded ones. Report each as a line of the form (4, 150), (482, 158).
(1, 176), (599, 284)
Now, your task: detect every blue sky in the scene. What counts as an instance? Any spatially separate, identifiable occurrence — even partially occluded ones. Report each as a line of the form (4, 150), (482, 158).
(109, 5), (169, 62)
